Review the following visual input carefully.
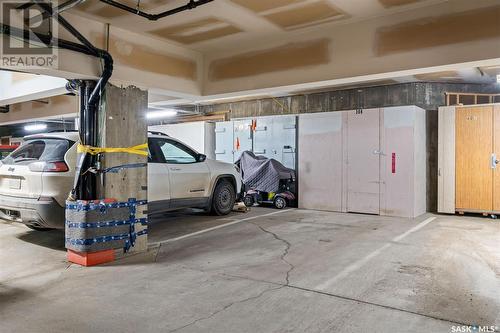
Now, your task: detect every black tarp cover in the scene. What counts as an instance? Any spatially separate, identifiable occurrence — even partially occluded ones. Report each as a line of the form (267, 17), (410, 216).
(236, 151), (295, 193)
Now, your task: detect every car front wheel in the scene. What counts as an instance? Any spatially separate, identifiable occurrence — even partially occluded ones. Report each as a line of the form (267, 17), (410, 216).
(211, 179), (236, 216)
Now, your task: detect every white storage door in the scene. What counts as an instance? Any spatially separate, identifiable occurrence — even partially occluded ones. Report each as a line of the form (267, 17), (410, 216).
(215, 121), (234, 163)
(233, 119), (253, 162)
(298, 112), (343, 211)
(380, 107), (414, 217)
(347, 109), (381, 214)
(252, 116), (296, 168)
(272, 116), (296, 169)
(253, 117), (273, 160)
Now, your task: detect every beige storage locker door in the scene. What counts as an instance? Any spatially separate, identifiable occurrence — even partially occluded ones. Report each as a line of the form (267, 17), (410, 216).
(347, 109), (380, 214)
(455, 106), (493, 211)
(493, 106), (500, 211)
(298, 112), (344, 211)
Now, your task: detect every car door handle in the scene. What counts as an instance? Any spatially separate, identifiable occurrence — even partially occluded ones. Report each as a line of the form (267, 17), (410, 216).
(170, 167), (181, 171)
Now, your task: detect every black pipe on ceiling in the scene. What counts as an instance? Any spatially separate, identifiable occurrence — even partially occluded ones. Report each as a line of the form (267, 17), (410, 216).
(99, 0), (214, 21)
(36, 2), (113, 107)
(1, 10), (112, 200)
(0, 23), (108, 64)
(0, 22), (113, 106)
(2, 19), (108, 100)
(30, 0), (88, 26)
(33, 2), (111, 200)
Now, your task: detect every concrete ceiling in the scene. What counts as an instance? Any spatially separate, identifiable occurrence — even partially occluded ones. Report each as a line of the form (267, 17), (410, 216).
(3, 0), (499, 109)
(73, 0), (449, 53)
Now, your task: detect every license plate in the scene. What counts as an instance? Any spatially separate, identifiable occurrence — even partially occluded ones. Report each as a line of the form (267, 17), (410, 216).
(9, 178), (21, 189)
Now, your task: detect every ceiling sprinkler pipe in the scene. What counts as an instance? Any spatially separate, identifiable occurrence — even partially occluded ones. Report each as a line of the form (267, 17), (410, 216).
(33, 2), (113, 107)
(0, 23), (113, 101)
(51, 12), (113, 106)
(30, 0), (87, 26)
(99, 0), (214, 21)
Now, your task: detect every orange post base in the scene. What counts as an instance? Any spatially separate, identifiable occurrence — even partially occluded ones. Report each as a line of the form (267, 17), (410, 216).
(67, 249), (115, 266)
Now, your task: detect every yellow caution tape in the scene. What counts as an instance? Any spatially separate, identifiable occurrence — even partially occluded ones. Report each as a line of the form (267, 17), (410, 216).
(77, 143), (148, 156)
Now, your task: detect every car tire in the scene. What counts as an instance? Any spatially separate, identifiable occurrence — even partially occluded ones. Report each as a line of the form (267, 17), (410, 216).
(211, 179), (236, 216)
(273, 196), (287, 209)
(26, 224), (54, 231)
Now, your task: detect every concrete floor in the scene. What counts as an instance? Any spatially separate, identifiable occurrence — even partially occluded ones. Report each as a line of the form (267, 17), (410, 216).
(0, 208), (499, 333)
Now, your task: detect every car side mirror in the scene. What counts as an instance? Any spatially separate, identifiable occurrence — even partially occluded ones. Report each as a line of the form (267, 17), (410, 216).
(197, 154), (207, 162)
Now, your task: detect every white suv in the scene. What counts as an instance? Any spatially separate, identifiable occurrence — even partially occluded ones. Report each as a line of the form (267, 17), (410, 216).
(0, 131), (242, 230)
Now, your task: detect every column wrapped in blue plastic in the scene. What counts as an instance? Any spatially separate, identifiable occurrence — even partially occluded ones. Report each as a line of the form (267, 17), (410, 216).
(65, 198), (147, 253)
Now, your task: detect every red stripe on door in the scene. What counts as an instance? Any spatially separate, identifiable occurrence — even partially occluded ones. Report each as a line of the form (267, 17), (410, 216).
(392, 153), (396, 174)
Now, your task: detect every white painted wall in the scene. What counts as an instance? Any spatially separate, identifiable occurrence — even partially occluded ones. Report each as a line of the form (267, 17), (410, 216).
(149, 122), (215, 159)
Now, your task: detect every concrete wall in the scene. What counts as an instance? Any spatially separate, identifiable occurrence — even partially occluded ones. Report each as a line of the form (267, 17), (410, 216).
(200, 82), (500, 116)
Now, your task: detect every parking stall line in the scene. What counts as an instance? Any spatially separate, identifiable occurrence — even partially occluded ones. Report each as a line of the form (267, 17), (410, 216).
(150, 209), (293, 247)
(315, 216), (437, 291)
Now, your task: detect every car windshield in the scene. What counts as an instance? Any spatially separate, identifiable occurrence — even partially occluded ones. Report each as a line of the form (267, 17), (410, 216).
(2, 138), (73, 165)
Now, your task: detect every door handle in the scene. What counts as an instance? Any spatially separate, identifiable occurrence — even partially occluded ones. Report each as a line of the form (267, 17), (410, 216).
(170, 167), (181, 171)
(492, 154), (499, 169)
(373, 150), (386, 156)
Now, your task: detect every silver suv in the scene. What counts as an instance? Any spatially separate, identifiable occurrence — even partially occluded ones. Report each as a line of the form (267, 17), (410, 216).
(0, 131), (242, 230)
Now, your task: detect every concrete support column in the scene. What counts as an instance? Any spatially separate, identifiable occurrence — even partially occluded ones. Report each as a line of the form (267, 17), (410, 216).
(101, 84), (148, 252)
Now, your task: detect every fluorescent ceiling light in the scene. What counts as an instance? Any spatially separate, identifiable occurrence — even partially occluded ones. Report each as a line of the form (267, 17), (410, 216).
(146, 110), (178, 119)
(24, 123), (47, 132)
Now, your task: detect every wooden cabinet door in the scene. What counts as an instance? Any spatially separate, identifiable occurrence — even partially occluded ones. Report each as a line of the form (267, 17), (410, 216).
(455, 106), (493, 211)
(493, 106), (500, 211)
